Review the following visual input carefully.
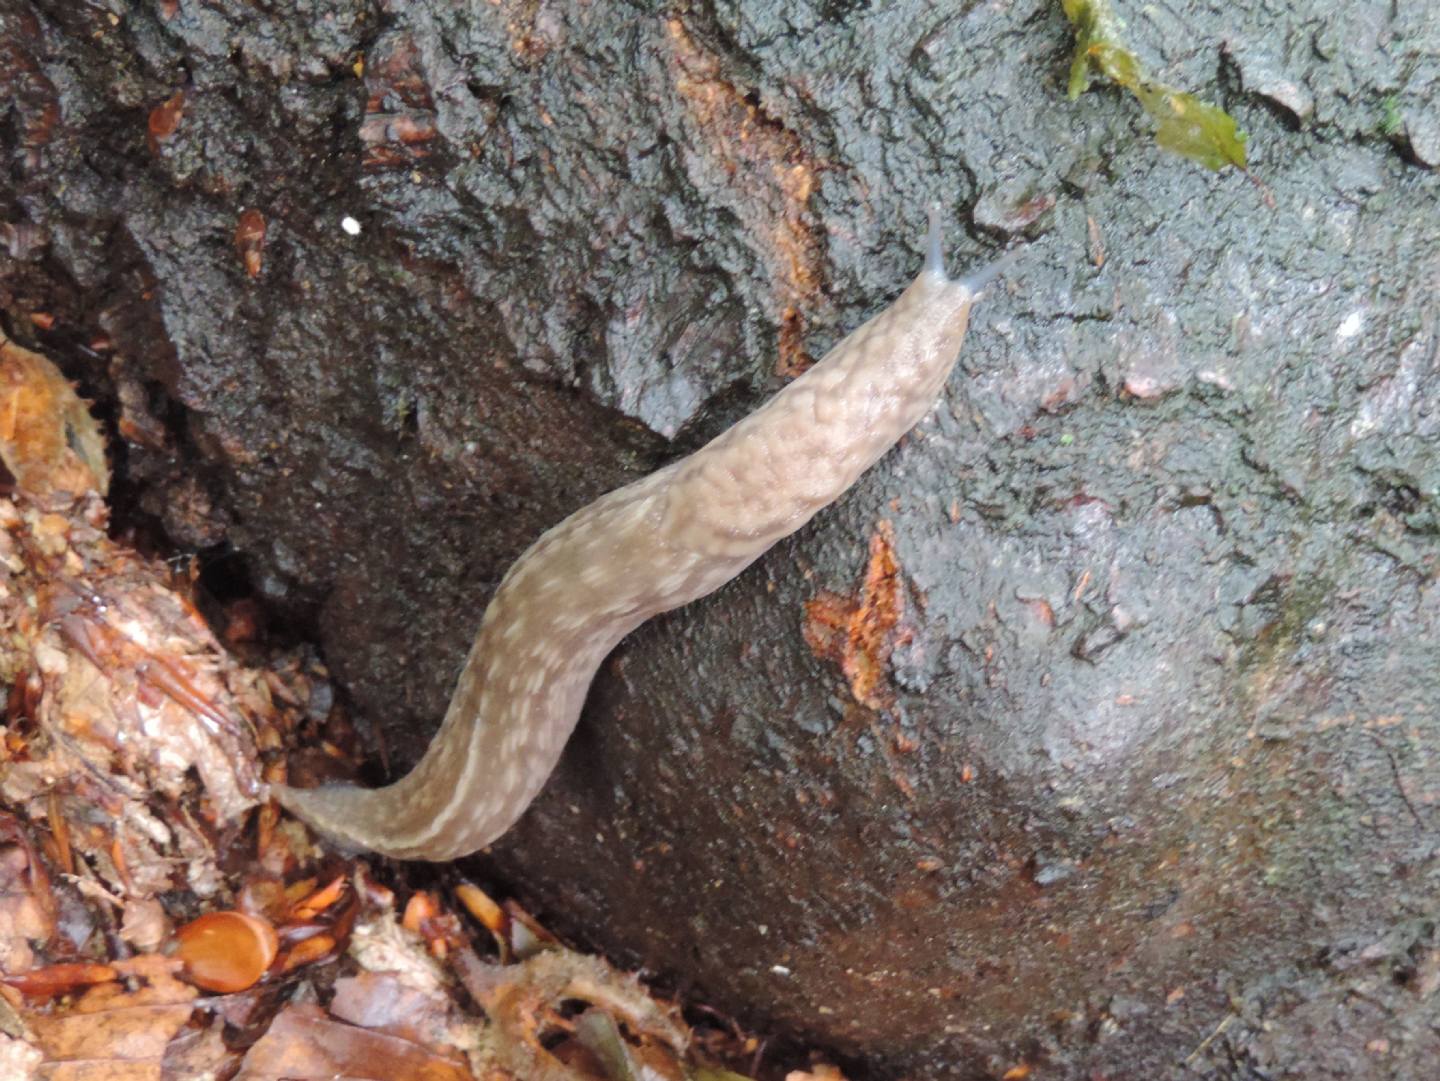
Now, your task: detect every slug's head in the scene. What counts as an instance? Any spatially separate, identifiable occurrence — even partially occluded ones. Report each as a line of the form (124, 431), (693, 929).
(905, 205), (1018, 362)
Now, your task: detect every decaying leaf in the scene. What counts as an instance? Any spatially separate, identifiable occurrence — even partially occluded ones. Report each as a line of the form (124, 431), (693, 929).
(0, 334), (271, 900)
(0, 817), (57, 975)
(1061, 0), (1248, 171)
(21, 955), (196, 1081)
(0, 497), (267, 896)
(234, 1002), (475, 1081)
(0, 331), (108, 498)
(457, 947), (690, 1081)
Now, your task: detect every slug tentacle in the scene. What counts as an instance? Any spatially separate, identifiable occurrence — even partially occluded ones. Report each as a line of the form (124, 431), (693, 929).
(923, 203), (947, 280)
(958, 242), (1027, 298)
(274, 215), (1012, 861)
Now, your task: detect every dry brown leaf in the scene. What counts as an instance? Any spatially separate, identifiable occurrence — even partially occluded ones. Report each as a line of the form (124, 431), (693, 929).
(456, 948), (689, 1081)
(233, 1003), (473, 1081)
(330, 971), (463, 1052)
(23, 956), (196, 1081)
(157, 1018), (233, 1080)
(118, 897), (169, 954)
(0, 817), (57, 975)
(0, 1032), (43, 1080)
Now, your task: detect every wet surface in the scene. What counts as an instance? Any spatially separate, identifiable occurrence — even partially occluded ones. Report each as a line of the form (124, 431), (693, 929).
(2, 0), (1438, 1076)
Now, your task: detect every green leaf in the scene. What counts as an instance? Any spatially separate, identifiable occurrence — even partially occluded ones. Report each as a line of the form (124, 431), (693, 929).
(1059, 0), (1248, 171)
(1145, 89), (1249, 171)
(1089, 41), (1145, 90)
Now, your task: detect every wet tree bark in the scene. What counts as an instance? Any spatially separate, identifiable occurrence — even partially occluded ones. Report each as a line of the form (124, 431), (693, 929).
(2, 0), (1438, 1077)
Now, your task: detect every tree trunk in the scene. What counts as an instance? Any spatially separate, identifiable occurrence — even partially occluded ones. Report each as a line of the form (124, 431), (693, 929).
(2, 0), (1438, 1076)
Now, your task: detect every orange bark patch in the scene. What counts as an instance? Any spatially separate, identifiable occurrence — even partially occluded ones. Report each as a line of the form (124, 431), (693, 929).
(664, 17), (823, 377)
(146, 89), (185, 154)
(234, 208), (267, 279)
(802, 520), (911, 711)
(359, 34), (438, 171)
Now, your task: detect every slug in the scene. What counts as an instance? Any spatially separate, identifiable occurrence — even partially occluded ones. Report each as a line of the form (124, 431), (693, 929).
(274, 209), (1009, 860)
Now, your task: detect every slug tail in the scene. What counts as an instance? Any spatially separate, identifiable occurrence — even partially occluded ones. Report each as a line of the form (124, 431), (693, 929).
(272, 776), (446, 859)
(271, 782), (387, 855)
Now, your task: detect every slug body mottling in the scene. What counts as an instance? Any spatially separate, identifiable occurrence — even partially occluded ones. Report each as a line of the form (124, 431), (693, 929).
(275, 216), (998, 860)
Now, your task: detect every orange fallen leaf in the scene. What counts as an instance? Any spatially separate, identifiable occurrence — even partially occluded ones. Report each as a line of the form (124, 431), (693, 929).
(402, 890), (440, 933)
(290, 872), (346, 920)
(276, 930), (337, 974)
(3, 962), (117, 999)
(0, 329), (108, 498)
(454, 882), (504, 934)
(23, 957), (196, 1081)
